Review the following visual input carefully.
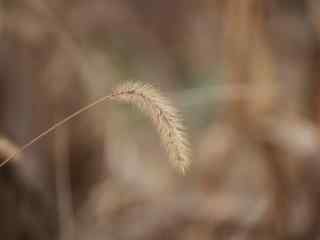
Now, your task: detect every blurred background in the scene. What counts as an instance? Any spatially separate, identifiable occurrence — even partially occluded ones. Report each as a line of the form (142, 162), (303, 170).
(1, 0), (320, 239)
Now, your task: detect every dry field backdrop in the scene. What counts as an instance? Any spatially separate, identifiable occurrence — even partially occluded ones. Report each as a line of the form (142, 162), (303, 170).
(1, 0), (320, 239)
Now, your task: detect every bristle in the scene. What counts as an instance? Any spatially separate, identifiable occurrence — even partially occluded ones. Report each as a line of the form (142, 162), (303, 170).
(110, 82), (191, 173)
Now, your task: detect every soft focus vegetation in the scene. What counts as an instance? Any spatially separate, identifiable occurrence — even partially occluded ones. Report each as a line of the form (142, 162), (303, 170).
(1, 1), (320, 239)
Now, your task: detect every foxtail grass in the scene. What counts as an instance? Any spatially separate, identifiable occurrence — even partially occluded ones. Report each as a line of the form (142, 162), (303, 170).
(0, 82), (191, 174)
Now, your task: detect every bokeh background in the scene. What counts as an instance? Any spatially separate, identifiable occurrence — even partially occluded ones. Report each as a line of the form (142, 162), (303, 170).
(1, 0), (320, 239)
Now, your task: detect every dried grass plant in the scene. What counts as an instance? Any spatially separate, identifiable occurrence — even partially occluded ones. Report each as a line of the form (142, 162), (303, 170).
(0, 82), (190, 174)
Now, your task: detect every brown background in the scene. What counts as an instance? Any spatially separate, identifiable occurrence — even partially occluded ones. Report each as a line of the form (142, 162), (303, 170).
(1, 0), (320, 239)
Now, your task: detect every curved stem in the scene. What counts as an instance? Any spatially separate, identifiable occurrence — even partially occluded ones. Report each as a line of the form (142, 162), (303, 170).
(0, 94), (113, 167)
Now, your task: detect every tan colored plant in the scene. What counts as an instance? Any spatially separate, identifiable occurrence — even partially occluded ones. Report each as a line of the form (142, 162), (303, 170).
(0, 137), (20, 161)
(0, 82), (190, 174)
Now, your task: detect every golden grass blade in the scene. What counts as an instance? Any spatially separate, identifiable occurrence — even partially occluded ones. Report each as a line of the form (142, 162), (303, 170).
(0, 82), (191, 174)
(110, 82), (191, 173)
